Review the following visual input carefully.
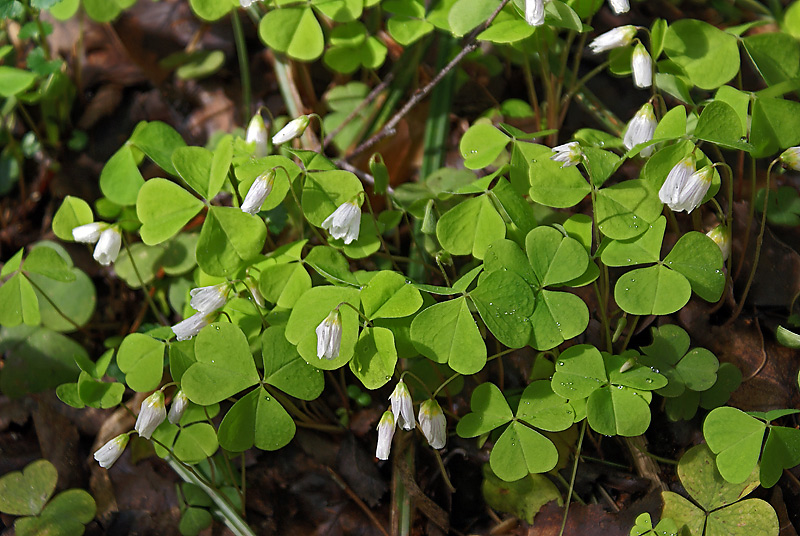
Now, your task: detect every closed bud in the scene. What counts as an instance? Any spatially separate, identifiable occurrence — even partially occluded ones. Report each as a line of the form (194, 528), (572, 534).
(623, 103), (656, 156)
(246, 114), (269, 157)
(418, 399), (446, 449)
(589, 25), (636, 54)
(608, 0), (629, 14)
(241, 169), (276, 215)
(376, 410), (395, 460)
(316, 309), (342, 360)
(389, 380), (415, 431)
(524, 0), (545, 27)
(94, 434), (129, 469)
(168, 389), (189, 425)
(631, 43), (652, 89)
(72, 222), (105, 243)
(706, 225), (731, 261)
(135, 391), (166, 439)
(658, 156), (695, 210)
(272, 115), (311, 145)
(189, 283), (229, 313)
(171, 311), (213, 341)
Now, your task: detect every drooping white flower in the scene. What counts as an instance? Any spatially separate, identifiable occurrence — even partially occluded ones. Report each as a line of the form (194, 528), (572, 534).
(418, 399), (446, 449)
(780, 147), (800, 171)
(706, 225), (731, 261)
(272, 115), (311, 145)
(589, 25), (637, 54)
(631, 43), (652, 89)
(315, 309), (342, 360)
(168, 389), (189, 425)
(550, 142), (582, 168)
(623, 103), (656, 156)
(171, 311), (213, 341)
(93, 227), (122, 266)
(608, 0), (629, 14)
(658, 156), (695, 209)
(189, 284), (229, 313)
(389, 380), (415, 431)
(246, 114), (269, 157)
(670, 165), (713, 213)
(321, 201), (361, 244)
(72, 222), (105, 243)
(376, 410), (395, 460)
(94, 434), (129, 469)
(524, 0), (545, 26)
(240, 169), (276, 215)
(135, 391), (166, 440)
(240, 0), (258, 7)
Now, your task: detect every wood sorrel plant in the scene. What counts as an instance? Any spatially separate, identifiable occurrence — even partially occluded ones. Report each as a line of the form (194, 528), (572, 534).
(3, 0), (800, 533)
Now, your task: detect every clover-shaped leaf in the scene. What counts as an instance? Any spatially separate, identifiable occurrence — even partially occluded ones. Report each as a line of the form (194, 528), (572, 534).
(0, 459), (57, 516)
(436, 195), (506, 259)
(629, 512), (678, 536)
(639, 324), (719, 397)
(411, 296), (487, 375)
(490, 421), (559, 481)
(703, 407), (766, 484)
(551, 344), (606, 399)
(456, 382), (513, 438)
(516, 380), (574, 432)
(471, 270), (535, 349)
(586, 384), (652, 436)
(662, 444), (778, 536)
(116, 333), (165, 393)
(217, 386), (296, 452)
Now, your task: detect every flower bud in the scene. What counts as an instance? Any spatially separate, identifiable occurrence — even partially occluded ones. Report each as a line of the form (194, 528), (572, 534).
(389, 380), (415, 431)
(168, 389), (189, 425)
(135, 391), (166, 439)
(316, 309), (342, 360)
(418, 399), (446, 449)
(623, 103), (656, 156)
(272, 115), (310, 145)
(240, 169), (276, 215)
(171, 311), (213, 341)
(189, 284), (229, 313)
(631, 43), (652, 89)
(246, 114), (269, 157)
(72, 222), (105, 243)
(589, 25), (636, 54)
(608, 0), (629, 14)
(376, 410), (395, 460)
(524, 0), (544, 27)
(550, 142), (582, 168)
(94, 434), (129, 469)
(658, 156), (695, 209)
(706, 225), (731, 261)
(779, 147), (800, 171)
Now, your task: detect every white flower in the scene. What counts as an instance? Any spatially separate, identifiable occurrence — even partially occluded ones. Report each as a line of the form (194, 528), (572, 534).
(189, 284), (228, 313)
(240, 169), (276, 215)
(608, 0), (629, 14)
(272, 115), (310, 145)
(246, 114), (269, 157)
(168, 389), (189, 425)
(631, 43), (652, 89)
(93, 227), (122, 266)
(72, 222), (105, 243)
(376, 410), (395, 460)
(246, 277), (265, 308)
(418, 399), (446, 449)
(94, 434), (129, 469)
(672, 165), (713, 213)
(780, 147), (800, 171)
(171, 311), (213, 341)
(315, 309), (342, 360)
(525, 0), (545, 26)
(658, 156), (695, 209)
(550, 142), (582, 168)
(389, 380), (415, 431)
(623, 103), (656, 156)
(706, 225), (731, 261)
(589, 25), (637, 54)
(135, 391), (166, 440)
(321, 201), (361, 244)
(240, 0), (258, 7)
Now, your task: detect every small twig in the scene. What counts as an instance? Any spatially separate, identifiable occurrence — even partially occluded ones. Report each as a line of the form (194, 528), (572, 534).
(323, 73), (394, 149)
(347, 0), (512, 160)
(327, 467), (390, 536)
(333, 159), (394, 195)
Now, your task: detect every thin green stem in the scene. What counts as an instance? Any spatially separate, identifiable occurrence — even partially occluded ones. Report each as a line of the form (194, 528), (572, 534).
(431, 372), (462, 398)
(619, 315), (639, 352)
(433, 450), (456, 493)
(122, 235), (168, 325)
(231, 10), (252, 121)
(558, 419), (587, 536)
(22, 274), (82, 330)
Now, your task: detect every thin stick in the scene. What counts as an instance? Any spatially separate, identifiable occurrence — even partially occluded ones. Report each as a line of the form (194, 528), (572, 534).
(323, 73), (394, 149)
(347, 0), (512, 160)
(558, 420), (587, 536)
(327, 467), (390, 536)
